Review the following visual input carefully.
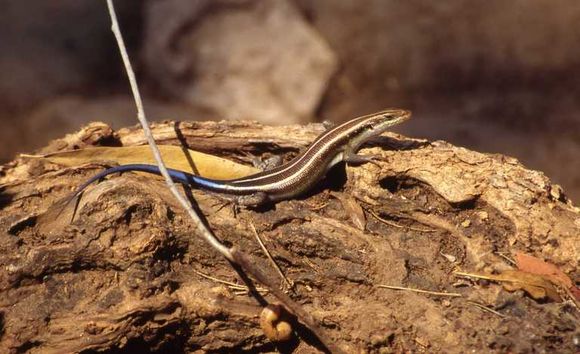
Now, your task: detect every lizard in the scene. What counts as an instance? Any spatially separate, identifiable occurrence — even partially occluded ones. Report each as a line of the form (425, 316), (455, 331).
(64, 109), (411, 207)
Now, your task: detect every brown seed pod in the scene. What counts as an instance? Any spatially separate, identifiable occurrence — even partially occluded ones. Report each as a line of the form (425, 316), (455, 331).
(259, 304), (293, 342)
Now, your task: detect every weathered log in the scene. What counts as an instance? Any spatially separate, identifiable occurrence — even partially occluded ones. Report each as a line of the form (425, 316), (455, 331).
(0, 121), (578, 353)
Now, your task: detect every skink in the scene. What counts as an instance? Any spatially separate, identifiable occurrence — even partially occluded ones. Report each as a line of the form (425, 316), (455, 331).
(67, 109), (411, 206)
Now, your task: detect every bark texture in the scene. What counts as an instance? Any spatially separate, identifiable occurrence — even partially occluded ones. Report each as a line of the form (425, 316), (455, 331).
(0, 121), (578, 353)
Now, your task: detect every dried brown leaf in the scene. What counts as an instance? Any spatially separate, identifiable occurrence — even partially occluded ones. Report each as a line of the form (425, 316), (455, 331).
(492, 270), (562, 302)
(456, 270), (562, 302)
(514, 252), (573, 289)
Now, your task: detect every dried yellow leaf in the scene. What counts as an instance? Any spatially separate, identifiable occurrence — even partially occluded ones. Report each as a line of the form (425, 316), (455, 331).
(31, 146), (260, 180)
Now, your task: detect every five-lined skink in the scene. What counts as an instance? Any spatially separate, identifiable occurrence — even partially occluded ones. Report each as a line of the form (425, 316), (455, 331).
(67, 109), (411, 206)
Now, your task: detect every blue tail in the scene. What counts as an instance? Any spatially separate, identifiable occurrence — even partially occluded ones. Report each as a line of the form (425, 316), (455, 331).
(69, 164), (226, 202)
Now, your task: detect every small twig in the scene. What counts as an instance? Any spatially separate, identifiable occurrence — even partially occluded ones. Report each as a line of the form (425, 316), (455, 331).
(249, 222), (294, 290)
(377, 284), (462, 297)
(106, 0), (232, 261)
(407, 211), (459, 235)
(308, 201), (329, 211)
(192, 269), (268, 293)
(453, 271), (493, 281)
(467, 301), (506, 317)
(233, 290), (254, 296)
(368, 209), (436, 233)
(495, 252), (516, 266)
(106, 2), (339, 352)
(193, 269), (244, 288)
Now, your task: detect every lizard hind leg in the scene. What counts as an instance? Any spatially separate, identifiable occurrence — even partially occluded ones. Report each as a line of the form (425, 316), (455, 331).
(207, 191), (269, 217)
(252, 155), (283, 171)
(234, 192), (269, 207)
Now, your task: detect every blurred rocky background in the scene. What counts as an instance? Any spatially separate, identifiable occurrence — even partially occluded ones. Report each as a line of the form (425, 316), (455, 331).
(1, 0), (578, 200)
